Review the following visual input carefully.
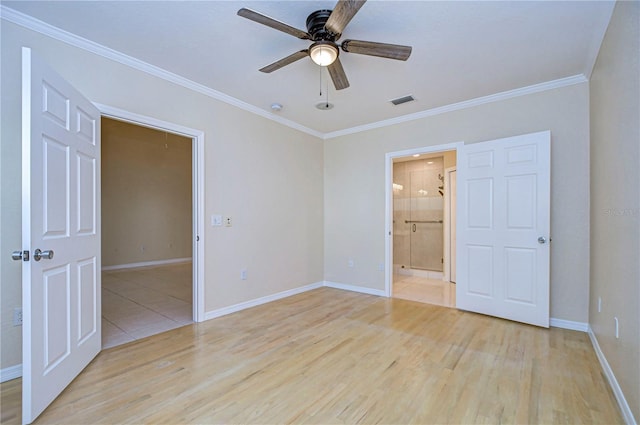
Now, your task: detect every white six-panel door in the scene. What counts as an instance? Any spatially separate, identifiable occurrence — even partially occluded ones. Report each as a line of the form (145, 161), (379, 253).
(456, 131), (550, 327)
(21, 47), (101, 424)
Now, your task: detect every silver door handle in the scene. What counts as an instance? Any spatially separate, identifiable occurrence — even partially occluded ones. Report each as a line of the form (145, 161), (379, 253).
(33, 249), (54, 261)
(537, 236), (547, 244)
(12, 250), (26, 261)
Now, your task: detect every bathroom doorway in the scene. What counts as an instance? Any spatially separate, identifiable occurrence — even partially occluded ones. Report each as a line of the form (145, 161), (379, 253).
(385, 145), (459, 308)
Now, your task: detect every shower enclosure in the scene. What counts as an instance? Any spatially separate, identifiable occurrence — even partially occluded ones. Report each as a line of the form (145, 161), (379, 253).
(393, 157), (444, 274)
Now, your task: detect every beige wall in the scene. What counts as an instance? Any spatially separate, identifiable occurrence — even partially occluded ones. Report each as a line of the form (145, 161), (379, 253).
(589, 1), (639, 421)
(102, 118), (192, 267)
(324, 83), (591, 323)
(0, 21), (325, 369)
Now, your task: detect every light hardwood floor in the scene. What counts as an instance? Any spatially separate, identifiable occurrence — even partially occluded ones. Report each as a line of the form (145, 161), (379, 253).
(1, 288), (623, 424)
(102, 263), (193, 348)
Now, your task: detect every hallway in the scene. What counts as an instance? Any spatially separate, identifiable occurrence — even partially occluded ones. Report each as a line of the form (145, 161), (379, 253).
(102, 262), (193, 348)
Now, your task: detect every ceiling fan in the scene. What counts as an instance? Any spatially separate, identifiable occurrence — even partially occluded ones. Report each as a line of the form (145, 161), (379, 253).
(237, 0), (412, 90)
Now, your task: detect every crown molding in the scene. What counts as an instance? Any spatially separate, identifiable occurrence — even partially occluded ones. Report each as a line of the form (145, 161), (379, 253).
(323, 74), (588, 139)
(0, 5), (324, 139)
(2, 5), (589, 142)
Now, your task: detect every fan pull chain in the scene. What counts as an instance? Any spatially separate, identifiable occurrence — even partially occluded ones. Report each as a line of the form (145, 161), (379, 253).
(326, 77), (330, 108)
(319, 66), (323, 96)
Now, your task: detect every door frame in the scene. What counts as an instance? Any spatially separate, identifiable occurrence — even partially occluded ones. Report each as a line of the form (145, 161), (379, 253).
(443, 166), (457, 283)
(384, 141), (464, 297)
(95, 103), (205, 322)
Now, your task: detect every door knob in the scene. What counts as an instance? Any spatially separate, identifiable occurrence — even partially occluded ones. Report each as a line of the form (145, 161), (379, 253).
(12, 250), (27, 261)
(33, 249), (54, 261)
(537, 236), (547, 244)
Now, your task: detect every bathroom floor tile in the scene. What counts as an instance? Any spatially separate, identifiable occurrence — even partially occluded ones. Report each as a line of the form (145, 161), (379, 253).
(101, 262), (193, 349)
(392, 274), (456, 308)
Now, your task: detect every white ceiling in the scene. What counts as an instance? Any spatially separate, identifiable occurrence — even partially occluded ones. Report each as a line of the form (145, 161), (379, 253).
(3, 1), (615, 135)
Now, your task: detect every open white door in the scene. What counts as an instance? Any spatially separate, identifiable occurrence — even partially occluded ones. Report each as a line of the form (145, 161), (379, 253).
(456, 131), (550, 327)
(21, 47), (101, 423)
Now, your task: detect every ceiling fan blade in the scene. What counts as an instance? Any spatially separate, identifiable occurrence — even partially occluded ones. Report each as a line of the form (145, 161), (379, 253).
(238, 8), (310, 40)
(259, 50), (309, 73)
(341, 39), (412, 61)
(325, 0), (366, 37)
(327, 57), (350, 90)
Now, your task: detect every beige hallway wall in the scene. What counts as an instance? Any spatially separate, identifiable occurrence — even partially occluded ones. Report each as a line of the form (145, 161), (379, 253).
(589, 1), (639, 421)
(102, 118), (192, 267)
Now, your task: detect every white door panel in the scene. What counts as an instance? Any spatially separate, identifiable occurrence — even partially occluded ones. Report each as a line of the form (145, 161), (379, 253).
(22, 47), (101, 424)
(456, 131), (550, 327)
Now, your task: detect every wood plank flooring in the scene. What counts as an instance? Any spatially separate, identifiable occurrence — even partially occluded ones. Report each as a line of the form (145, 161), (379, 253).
(1, 288), (623, 424)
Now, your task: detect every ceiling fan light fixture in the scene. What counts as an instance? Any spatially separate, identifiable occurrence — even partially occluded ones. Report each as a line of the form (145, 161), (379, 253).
(309, 41), (338, 66)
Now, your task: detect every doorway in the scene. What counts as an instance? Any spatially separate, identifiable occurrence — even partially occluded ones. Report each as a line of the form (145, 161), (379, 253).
(385, 143), (463, 308)
(101, 117), (192, 347)
(97, 105), (205, 346)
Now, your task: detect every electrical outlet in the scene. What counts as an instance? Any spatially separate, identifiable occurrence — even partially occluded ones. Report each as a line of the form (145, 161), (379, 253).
(225, 216), (233, 227)
(13, 308), (22, 326)
(211, 214), (222, 226)
(240, 269), (247, 280)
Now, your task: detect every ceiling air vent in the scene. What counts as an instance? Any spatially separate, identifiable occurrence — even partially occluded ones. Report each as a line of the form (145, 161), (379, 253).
(390, 95), (415, 106)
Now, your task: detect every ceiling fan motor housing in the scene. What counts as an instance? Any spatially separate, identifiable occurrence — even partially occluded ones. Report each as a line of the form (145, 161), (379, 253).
(306, 10), (336, 40)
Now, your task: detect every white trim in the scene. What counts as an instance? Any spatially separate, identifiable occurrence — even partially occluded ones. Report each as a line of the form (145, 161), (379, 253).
(97, 104), (201, 138)
(588, 326), (637, 425)
(323, 281), (386, 297)
(101, 257), (192, 271)
(96, 104), (206, 323)
(1, 5), (588, 142)
(1, 364), (22, 382)
(396, 268), (444, 280)
(443, 166), (457, 283)
(385, 142), (465, 298)
(549, 318), (589, 332)
(0, 5), (323, 139)
(204, 282), (324, 321)
(323, 75), (587, 139)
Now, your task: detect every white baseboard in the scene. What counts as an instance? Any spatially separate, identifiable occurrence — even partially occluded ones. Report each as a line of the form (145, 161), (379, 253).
(204, 281), (324, 321)
(588, 326), (637, 425)
(102, 257), (192, 271)
(323, 281), (386, 297)
(1, 364), (22, 382)
(549, 318), (589, 332)
(396, 268), (444, 280)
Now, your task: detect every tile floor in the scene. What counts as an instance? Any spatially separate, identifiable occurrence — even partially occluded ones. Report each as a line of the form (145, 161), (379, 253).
(102, 262), (193, 349)
(392, 273), (456, 308)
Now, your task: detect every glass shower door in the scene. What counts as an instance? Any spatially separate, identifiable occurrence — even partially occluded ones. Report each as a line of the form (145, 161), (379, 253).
(409, 168), (444, 271)
(410, 222), (443, 271)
